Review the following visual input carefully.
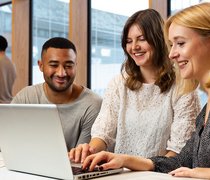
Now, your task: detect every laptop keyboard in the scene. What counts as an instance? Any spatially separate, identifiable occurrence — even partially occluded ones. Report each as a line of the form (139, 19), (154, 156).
(72, 166), (99, 175)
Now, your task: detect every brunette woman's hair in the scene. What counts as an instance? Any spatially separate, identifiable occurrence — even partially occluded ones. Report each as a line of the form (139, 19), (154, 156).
(121, 9), (175, 93)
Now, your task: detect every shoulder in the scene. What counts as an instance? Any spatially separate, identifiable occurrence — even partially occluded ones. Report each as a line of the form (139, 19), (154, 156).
(18, 83), (43, 94)
(195, 104), (206, 127)
(12, 83), (45, 103)
(173, 87), (200, 104)
(82, 87), (102, 102)
(105, 74), (126, 91)
(110, 74), (124, 84)
(75, 87), (102, 113)
(0, 56), (14, 67)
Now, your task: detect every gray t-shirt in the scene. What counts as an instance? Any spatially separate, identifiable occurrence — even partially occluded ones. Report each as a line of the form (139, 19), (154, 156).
(0, 55), (16, 103)
(11, 83), (102, 151)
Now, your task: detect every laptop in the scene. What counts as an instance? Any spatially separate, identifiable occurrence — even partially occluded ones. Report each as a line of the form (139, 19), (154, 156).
(0, 104), (123, 180)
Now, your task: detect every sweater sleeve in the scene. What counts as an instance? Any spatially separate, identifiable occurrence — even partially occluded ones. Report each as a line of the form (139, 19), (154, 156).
(167, 90), (200, 153)
(150, 131), (196, 173)
(91, 75), (121, 151)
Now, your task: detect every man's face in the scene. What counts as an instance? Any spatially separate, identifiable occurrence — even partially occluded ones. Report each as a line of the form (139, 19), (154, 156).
(38, 47), (77, 92)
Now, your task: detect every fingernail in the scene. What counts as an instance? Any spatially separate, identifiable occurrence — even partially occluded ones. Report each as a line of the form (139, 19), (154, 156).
(99, 166), (103, 171)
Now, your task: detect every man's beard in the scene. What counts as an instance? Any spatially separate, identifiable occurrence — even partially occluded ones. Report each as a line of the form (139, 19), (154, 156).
(44, 75), (75, 92)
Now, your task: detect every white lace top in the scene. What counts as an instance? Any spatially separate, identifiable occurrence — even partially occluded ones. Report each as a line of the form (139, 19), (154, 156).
(91, 74), (201, 158)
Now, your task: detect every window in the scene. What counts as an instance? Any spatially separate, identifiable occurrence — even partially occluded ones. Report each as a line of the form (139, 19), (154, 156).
(0, 2), (12, 58)
(170, 0), (201, 15)
(90, 0), (149, 96)
(32, 0), (70, 84)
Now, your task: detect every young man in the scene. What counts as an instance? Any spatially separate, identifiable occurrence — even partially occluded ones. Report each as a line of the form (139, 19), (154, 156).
(12, 37), (102, 150)
(0, 35), (16, 103)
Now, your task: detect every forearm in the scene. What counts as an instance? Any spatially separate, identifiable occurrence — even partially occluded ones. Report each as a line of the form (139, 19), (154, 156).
(165, 150), (177, 157)
(89, 137), (107, 153)
(121, 154), (155, 171)
(192, 168), (210, 179)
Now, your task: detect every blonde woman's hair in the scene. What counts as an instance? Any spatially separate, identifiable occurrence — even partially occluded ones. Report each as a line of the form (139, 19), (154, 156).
(164, 2), (210, 95)
(206, 71), (210, 88)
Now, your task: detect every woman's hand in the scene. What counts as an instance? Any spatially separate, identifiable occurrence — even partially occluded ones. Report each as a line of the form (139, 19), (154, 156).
(82, 151), (124, 171)
(169, 167), (210, 179)
(69, 138), (107, 163)
(69, 143), (96, 163)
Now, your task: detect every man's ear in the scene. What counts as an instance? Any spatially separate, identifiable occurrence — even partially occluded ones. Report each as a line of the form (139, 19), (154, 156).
(38, 59), (43, 72)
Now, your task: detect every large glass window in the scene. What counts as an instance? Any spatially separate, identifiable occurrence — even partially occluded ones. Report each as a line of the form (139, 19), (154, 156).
(90, 0), (149, 96)
(0, 2), (12, 58)
(32, 0), (70, 84)
(170, 0), (203, 15)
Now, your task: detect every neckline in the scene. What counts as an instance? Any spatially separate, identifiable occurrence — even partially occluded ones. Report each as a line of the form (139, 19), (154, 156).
(42, 83), (85, 104)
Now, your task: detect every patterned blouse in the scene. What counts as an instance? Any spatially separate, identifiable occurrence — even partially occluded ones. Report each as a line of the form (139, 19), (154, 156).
(91, 74), (201, 157)
(150, 104), (210, 172)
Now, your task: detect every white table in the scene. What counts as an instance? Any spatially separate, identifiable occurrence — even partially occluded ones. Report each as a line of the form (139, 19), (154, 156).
(0, 153), (205, 180)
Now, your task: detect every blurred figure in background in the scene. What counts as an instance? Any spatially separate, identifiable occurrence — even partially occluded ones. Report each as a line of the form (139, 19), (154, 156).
(0, 35), (16, 103)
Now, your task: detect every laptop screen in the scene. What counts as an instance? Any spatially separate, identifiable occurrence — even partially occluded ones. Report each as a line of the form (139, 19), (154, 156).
(0, 104), (123, 180)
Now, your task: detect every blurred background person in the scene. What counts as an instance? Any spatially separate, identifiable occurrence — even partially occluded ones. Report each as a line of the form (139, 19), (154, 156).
(0, 35), (16, 103)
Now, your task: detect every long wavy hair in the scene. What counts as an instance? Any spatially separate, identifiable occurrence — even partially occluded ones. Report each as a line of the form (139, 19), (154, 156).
(121, 9), (175, 93)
